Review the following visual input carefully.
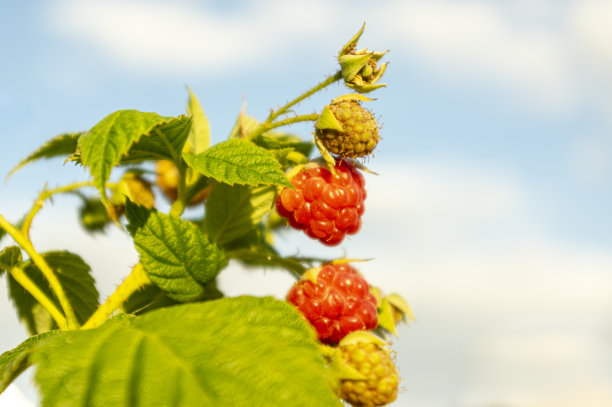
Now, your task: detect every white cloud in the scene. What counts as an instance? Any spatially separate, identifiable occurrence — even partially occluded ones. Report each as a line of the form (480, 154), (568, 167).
(48, 0), (335, 75)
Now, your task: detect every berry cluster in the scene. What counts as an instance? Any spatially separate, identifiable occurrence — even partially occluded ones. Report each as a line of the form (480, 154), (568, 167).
(287, 263), (378, 344)
(276, 159), (366, 246)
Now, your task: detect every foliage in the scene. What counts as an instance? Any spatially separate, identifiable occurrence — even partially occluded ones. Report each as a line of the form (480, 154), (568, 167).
(0, 23), (412, 406)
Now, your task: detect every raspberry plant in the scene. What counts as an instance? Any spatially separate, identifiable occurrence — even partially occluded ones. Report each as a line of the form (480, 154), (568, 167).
(0, 24), (413, 406)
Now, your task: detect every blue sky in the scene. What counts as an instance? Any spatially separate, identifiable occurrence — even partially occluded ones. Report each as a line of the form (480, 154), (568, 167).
(1, 1), (612, 406)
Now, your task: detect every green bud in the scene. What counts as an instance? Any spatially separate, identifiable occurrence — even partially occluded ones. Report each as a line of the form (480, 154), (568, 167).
(338, 23), (389, 93)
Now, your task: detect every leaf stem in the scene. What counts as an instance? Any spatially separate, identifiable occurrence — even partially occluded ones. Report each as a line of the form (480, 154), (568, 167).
(82, 263), (151, 329)
(22, 181), (95, 241)
(9, 265), (68, 330)
(0, 214), (79, 329)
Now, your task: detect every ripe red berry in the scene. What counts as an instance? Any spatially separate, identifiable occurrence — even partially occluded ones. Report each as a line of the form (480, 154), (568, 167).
(286, 263), (378, 344)
(276, 159), (366, 246)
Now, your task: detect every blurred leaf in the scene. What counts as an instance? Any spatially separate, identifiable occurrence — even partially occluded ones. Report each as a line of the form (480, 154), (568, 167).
(252, 132), (313, 157)
(0, 246), (22, 275)
(126, 202), (227, 302)
(77, 110), (171, 196)
(205, 184), (275, 245)
(7, 133), (81, 179)
(183, 139), (291, 187)
(0, 331), (57, 394)
(7, 251), (99, 335)
(228, 113), (260, 139)
(226, 249), (311, 277)
(33, 297), (341, 407)
(184, 88), (210, 154)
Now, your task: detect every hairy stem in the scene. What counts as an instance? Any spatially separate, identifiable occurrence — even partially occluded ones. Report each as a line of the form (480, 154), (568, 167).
(247, 71), (342, 140)
(22, 181), (95, 241)
(9, 265), (68, 330)
(266, 71), (342, 123)
(247, 113), (320, 141)
(0, 214), (79, 329)
(83, 263), (151, 329)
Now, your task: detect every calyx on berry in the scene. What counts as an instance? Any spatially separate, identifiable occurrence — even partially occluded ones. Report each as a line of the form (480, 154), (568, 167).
(315, 94), (380, 159)
(276, 158), (367, 246)
(338, 23), (388, 94)
(333, 331), (400, 407)
(286, 262), (378, 344)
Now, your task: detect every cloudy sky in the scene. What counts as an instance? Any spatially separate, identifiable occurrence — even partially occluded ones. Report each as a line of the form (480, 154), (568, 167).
(1, 1), (612, 406)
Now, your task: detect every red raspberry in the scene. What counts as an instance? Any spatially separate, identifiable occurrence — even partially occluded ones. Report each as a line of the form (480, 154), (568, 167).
(286, 263), (378, 344)
(276, 159), (366, 246)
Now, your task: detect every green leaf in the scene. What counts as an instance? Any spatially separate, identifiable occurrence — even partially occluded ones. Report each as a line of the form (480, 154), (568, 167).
(33, 297), (341, 407)
(0, 246), (22, 274)
(121, 115), (192, 164)
(7, 251), (99, 335)
(183, 139), (292, 187)
(77, 110), (171, 196)
(252, 132), (313, 157)
(126, 202), (227, 301)
(7, 133), (81, 179)
(184, 88), (210, 154)
(0, 331), (57, 394)
(205, 183), (276, 245)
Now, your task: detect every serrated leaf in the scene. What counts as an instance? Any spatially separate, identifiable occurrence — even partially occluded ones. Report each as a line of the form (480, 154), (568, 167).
(121, 115), (192, 164)
(126, 202), (226, 301)
(7, 133), (81, 179)
(184, 88), (210, 154)
(183, 139), (292, 187)
(77, 110), (171, 196)
(0, 246), (22, 274)
(33, 297), (341, 407)
(7, 251), (99, 335)
(205, 183), (276, 245)
(0, 331), (57, 394)
(252, 132), (313, 157)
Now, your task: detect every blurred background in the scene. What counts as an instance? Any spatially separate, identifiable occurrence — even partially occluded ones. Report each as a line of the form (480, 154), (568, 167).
(1, 0), (612, 406)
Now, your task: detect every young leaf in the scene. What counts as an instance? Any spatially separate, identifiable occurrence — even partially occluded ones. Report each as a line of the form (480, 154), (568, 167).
(0, 246), (22, 275)
(7, 132), (81, 179)
(205, 184), (276, 245)
(0, 331), (57, 394)
(77, 110), (171, 196)
(121, 115), (192, 164)
(184, 88), (210, 154)
(183, 139), (292, 187)
(228, 112), (260, 139)
(126, 202), (227, 301)
(33, 297), (342, 407)
(7, 251), (99, 335)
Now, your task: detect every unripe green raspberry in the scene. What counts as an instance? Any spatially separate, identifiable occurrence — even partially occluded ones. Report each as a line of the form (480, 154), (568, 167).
(316, 99), (380, 159)
(337, 339), (399, 406)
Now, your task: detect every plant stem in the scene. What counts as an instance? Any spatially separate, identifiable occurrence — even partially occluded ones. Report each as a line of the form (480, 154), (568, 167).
(0, 214), (79, 329)
(9, 265), (68, 330)
(82, 263), (151, 330)
(267, 71), (342, 123)
(247, 71), (342, 140)
(247, 113), (320, 141)
(22, 181), (94, 241)
(169, 164), (187, 217)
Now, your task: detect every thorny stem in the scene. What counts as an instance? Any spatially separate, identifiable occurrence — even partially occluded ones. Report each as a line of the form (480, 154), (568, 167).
(22, 181), (95, 242)
(82, 263), (151, 330)
(247, 71), (342, 140)
(9, 265), (68, 330)
(0, 214), (79, 329)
